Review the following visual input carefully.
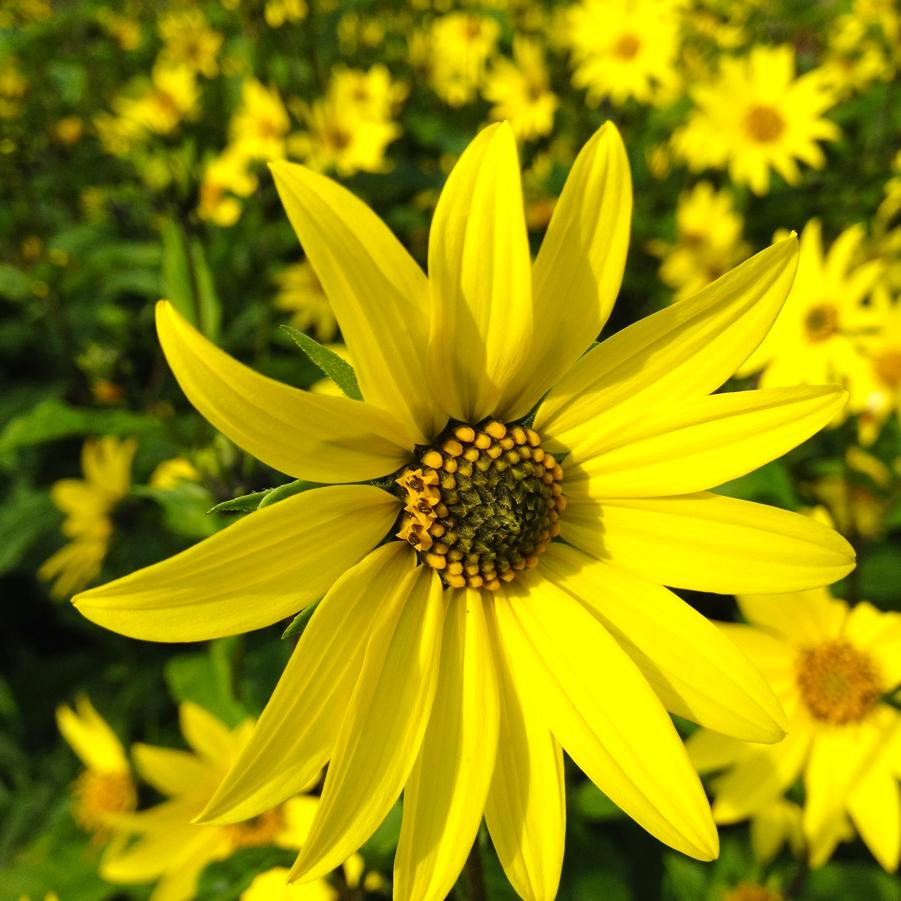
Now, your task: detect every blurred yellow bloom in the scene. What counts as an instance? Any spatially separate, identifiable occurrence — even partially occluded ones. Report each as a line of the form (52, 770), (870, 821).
(242, 867), (336, 901)
(230, 79), (291, 161)
(264, 0), (308, 28)
(648, 181), (750, 301)
(198, 148), (259, 227)
(737, 220), (883, 410)
(101, 703), (328, 901)
(158, 8), (223, 79)
(96, 9), (142, 51)
(672, 45), (840, 195)
(328, 64), (407, 122)
(423, 12), (500, 106)
(0, 58), (27, 119)
(820, 13), (895, 98)
(688, 590), (901, 870)
(57, 695), (136, 840)
(54, 115), (84, 145)
(566, 0), (682, 106)
(149, 457), (201, 491)
(856, 287), (901, 443)
(274, 261), (338, 342)
(749, 798), (805, 865)
(40, 436), (136, 599)
(483, 37), (558, 141)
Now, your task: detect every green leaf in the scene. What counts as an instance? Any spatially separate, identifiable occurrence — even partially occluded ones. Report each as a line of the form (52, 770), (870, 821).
(161, 220), (221, 339)
(0, 264), (33, 301)
(281, 601), (319, 640)
(0, 485), (56, 576)
(189, 238), (222, 341)
(280, 325), (362, 400)
(257, 478), (320, 508)
(208, 489), (272, 514)
(570, 780), (625, 821)
(164, 638), (246, 727)
(195, 846), (295, 901)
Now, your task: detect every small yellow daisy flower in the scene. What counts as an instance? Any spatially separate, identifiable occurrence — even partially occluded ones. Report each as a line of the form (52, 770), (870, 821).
(423, 12), (500, 107)
(158, 7), (223, 79)
(672, 45), (840, 195)
(40, 436), (136, 598)
(230, 79), (291, 162)
(75, 123), (854, 901)
(197, 148), (259, 228)
(856, 288), (901, 443)
(57, 695), (136, 840)
(274, 260), (338, 342)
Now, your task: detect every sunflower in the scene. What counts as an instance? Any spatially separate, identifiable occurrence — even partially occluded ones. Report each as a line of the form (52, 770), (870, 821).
(40, 436), (137, 599)
(688, 589), (901, 871)
(672, 45), (840, 195)
(75, 123), (854, 901)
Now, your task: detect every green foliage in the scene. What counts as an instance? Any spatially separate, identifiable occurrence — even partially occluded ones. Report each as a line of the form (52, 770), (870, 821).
(281, 325), (363, 400)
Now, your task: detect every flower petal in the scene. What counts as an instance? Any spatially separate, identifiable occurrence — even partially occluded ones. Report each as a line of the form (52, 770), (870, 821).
(394, 590), (500, 901)
(562, 493), (854, 594)
(427, 123), (532, 423)
(565, 386), (847, 497)
(157, 301), (411, 482)
(535, 237), (800, 454)
(74, 485), (398, 642)
(199, 543), (416, 824)
(484, 602), (565, 901)
(288, 563), (446, 882)
(493, 581), (718, 861)
(502, 122), (631, 418)
(736, 589), (848, 645)
(131, 744), (217, 799)
(540, 545), (787, 742)
(847, 754), (901, 872)
(270, 161), (444, 444)
(56, 696), (128, 773)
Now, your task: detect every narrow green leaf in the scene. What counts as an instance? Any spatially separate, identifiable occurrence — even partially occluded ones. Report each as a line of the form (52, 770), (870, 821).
(257, 478), (320, 508)
(189, 238), (222, 342)
(161, 219), (196, 327)
(207, 490), (272, 514)
(281, 601), (320, 640)
(280, 325), (363, 400)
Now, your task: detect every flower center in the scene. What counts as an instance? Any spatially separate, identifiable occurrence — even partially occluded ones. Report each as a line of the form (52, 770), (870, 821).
(395, 420), (565, 591)
(803, 303), (839, 342)
(796, 640), (882, 724)
(72, 769), (136, 836)
(874, 350), (901, 388)
(723, 884), (784, 901)
(612, 33), (641, 59)
(226, 808), (284, 850)
(744, 104), (785, 142)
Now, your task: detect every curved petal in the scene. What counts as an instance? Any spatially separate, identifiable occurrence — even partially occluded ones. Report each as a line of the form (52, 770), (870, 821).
(74, 485), (398, 642)
(288, 564), (446, 882)
(157, 301), (411, 482)
(535, 237), (800, 454)
(199, 543), (416, 824)
(270, 162), (444, 444)
(427, 123), (532, 423)
(493, 582), (718, 861)
(179, 702), (236, 763)
(562, 493), (855, 594)
(564, 386), (847, 497)
(56, 697), (127, 773)
(737, 589), (847, 645)
(540, 544), (787, 742)
(484, 602), (565, 901)
(131, 744), (216, 799)
(394, 590), (500, 901)
(847, 758), (901, 872)
(501, 122), (631, 418)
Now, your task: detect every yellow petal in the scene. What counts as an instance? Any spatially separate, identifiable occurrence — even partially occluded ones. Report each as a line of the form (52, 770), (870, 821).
(200, 543), (416, 824)
(74, 485), (398, 642)
(179, 702), (236, 764)
(394, 591), (500, 901)
(565, 386), (847, 497)
(156, 301), (411, 482)
(540, 545), (787, 741)
(427, 123), (532, 423)
(847, 756), (901, 872)
(484, 602), (565, 901)
(56, 695), (128, 773)
(562, 493), (855, 594)
(685, 729), (748, 774)
(737, 589), (848, 645)
(242, 867), (339, 901)
(131, 744), (216, 799)
(749, 799), (803, 866)
(535, 237), (800, 454)
(502, 122), (631, 418)
(276, 796), (321, 850)
(493, 581), (718, 861)
(711, 725), (812, 824)
(288, 564), (446, 881)
(270, 161), (444, 444)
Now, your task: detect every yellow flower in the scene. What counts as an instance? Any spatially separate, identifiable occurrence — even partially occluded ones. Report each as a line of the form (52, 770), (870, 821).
(57, 695), (136, 839)
(101, 703), (326, 901)
(672, 45), (840, 195)
(274, 261), (338, 342)
(737, 221), (884, 410)
(264, 0), (308, 28)
(855, 287), (901, 443)
(197, 148), (259, 227)
(242, 867), (336, 901)
(423, 13), (500, 106)
(54, 115), (84, 145)
(75, 123), (854, 901)
(749, 798), (805, 865)
(483, 37), (558, 141)
(648, 181), (750, 302)
(688, 590), (901, 871)
(149, 457), (201, 491)
(230, 79), (291, 161)
(40, 437), (136, 599)
(131, 62), (200, 135)
(566, 0), (682, 106)
(327, 64), (406, 122)
(158, 8), (223, 79)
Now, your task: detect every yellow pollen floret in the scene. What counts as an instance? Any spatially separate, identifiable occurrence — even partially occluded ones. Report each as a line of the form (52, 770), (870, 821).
(803, 303), (839, 342)
(72, 769), (136, 837)
(744, 104), (786, 143)
(394, 420), (565, 590)
(226, 808), (285, 850)
(796, 640), (882, 724)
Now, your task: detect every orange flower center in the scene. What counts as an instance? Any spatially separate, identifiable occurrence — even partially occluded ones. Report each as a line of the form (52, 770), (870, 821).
(744, 104), (786, 143)
(395, 421), (565, 591)
(803, 303), (839, 342)
(72, 769), (136, 836)
(874, 350), (901, 388)
(612, 33), (641, 59)
(226, 808), (285, 850)
(796, 640), (882, 724)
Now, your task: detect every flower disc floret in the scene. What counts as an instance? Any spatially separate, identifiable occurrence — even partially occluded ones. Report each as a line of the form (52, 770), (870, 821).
(796, 640), (882, 724)
(395, 420), (565, 590)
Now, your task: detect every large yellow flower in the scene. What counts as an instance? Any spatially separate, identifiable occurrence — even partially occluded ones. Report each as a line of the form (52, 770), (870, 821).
(672, 45), (840, 195)
(75, 123), (854, 901)
(688, 590), (901, 871)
